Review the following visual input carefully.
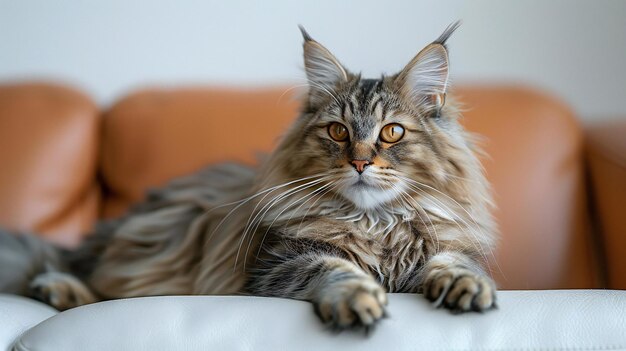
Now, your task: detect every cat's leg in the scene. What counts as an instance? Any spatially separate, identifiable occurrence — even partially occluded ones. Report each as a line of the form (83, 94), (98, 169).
(248, 254), (387, 330)
(29, 271), (99, 310)
(420, 251), (495, 313)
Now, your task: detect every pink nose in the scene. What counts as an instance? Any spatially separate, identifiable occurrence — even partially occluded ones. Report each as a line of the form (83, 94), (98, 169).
(351, 160), (371, 174)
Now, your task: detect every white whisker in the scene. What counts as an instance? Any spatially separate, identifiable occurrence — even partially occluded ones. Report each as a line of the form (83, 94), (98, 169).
(235, 175), (332, 271)
(252, 181), (337, 264)
(208, 174), (326, 241)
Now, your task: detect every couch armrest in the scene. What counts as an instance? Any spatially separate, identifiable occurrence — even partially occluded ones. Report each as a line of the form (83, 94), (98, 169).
(11, 291), (626, 350)
(586, 119), (626, 289)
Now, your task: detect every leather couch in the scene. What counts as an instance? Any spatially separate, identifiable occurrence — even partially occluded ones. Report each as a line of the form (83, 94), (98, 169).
(0, 82), (624, 350)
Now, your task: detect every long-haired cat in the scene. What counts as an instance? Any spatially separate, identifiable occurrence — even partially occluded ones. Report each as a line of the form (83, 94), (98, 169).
(0, 22), (496, 330)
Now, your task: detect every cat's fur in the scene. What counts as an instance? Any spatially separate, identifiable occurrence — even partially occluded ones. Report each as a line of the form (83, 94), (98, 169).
(0, 22), (497, 330)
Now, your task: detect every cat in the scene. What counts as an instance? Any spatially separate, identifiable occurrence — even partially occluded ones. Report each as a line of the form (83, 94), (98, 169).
(0, 22), (497, 331)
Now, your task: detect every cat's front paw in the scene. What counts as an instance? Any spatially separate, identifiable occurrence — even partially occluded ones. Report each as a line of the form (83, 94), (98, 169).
(423, 266), (496, 313)
(29, 272), (97, 310)
(314, 277), (387, 331)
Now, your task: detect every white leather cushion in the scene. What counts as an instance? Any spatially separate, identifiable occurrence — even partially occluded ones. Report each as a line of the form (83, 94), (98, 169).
(0, 294), (57, 351)
(12, 290), (626, 351)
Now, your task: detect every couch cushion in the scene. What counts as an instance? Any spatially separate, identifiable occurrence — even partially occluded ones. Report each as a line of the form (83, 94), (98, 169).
(0, 83), (100, 247)
(0, 294), (57, 351)
(12, 291), (626, 351)
(100, 85), (595, 289)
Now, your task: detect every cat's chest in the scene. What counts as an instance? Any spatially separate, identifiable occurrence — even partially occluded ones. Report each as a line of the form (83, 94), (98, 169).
(285, 204), (429, 290)
(345, 219), (426, 291)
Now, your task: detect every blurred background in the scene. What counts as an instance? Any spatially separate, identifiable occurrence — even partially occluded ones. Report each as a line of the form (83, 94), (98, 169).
(1, 0), (625, 121)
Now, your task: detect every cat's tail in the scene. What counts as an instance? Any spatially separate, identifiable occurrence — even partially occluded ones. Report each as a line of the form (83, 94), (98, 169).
(0, 228), (66, 296)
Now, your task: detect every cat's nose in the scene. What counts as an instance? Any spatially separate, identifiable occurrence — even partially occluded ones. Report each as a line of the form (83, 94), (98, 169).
(351, 160), (371, 174)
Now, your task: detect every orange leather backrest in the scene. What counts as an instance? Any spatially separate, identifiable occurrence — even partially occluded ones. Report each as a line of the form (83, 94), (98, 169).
(100, 85), (598, 289)
(0, 83), (100, 247)
(100, 88), (300, 217)
(457, 86), (596, 289)
(586, 120), (626, 289)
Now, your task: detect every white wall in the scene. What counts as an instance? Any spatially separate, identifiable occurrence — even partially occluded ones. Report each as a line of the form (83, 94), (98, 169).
(1, 0), (625, 121)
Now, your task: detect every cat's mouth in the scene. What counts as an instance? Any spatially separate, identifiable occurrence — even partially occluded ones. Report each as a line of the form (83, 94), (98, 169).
(337, 173), (402, 210)
(352, 178), (372, 187)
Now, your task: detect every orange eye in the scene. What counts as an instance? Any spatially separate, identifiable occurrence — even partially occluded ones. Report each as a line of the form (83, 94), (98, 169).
(380, 123), (405, 143)
(328, 122), (349, 141)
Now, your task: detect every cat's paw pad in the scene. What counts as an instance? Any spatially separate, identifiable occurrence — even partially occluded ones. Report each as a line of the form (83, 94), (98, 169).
(314, 278), (387, 331)
(423, 267), (496, 313)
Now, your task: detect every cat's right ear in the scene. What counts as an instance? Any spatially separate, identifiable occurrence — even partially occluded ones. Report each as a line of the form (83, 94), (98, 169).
(395, 21), (460, 115)
(299, 26), (348, 106)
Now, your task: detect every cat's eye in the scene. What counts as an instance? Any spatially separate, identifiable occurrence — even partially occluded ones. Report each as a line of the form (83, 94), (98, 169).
(328, 122), (349, 141)
(380, 123), (405, 143)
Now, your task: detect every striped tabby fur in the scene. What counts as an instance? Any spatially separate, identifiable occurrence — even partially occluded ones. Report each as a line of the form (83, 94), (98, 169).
(0, 22), (497, 330)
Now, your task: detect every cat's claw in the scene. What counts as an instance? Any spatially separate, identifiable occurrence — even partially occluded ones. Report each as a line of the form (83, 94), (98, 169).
(423, 267), (496, 313)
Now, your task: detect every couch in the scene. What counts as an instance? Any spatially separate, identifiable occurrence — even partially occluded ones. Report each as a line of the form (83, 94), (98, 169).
(0, 82), (624, 350)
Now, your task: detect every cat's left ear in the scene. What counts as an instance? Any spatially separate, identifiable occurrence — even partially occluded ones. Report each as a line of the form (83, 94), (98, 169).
(396, 21), (461, 114)
(299, 25), (349, 106)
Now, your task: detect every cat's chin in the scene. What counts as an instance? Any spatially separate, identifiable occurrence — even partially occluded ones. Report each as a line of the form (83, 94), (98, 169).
(340, 182), (404, 210)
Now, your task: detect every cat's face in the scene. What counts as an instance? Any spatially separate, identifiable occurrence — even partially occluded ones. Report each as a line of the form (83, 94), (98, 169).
(278, 24), (468, 210)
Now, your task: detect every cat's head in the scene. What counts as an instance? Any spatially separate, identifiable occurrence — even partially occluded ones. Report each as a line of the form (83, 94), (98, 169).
(273, 22), (479, 211)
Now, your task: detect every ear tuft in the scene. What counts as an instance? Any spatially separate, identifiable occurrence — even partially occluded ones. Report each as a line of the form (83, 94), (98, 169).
(299, 26), (348, 106)
(298, 25), (313, 42)
(433, 20), (461, 46)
